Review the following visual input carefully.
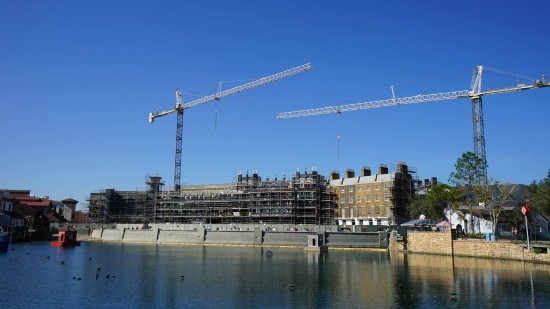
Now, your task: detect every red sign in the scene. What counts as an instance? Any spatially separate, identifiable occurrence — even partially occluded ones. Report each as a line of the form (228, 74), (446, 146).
(520, 204), (531, 216)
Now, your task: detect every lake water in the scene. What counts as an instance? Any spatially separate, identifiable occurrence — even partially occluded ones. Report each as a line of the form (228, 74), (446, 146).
(1, 242), (550, 308)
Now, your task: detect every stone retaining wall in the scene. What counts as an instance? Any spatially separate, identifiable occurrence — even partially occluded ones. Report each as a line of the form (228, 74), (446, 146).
(91, 227), (386, 249)
(407, 231), (550, 264)
(407, 231), (452, 255)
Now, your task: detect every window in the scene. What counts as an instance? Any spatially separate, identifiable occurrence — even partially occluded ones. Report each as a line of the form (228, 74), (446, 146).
(341, 208), (346, 218)
(384, 193), (389, 201)
(358, 208), (363, 216)
(350, 208), (354, 218)
(349, 195), (354, 203)
(357, 186), (361, 192)
(349, 186), (354, 193)
(375, 184), (379, 190)
(341, 196), (345, 204)
(340, 188), (345, 193)
(375, 206), (380, 216)
(367, 207), (371, 216)
(366, 195), (371, 202)
(357, 195), (362, 203)
(385, 182), (390, 188)
(366, 185), (370, 191)
(375, 194), (379, 202)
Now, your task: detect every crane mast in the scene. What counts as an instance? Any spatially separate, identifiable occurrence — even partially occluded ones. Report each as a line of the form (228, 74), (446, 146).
(277, 65), (549, 183)
(151, 63), (312, 191)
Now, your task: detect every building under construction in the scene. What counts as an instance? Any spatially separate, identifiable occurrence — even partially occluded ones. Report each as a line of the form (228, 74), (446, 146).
(88, 170), (337, 225)
(330, 162), (419, 226)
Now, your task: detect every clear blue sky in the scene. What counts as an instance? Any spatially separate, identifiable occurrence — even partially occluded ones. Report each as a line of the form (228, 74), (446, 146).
(2, 0), (549, 210)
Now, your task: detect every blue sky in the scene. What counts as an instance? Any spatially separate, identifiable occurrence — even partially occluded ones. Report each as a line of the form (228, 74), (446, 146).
(1, 0), (549, 210)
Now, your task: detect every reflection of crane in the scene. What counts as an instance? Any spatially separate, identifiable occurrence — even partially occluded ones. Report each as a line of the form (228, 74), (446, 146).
(277, 66), (549, 183)
(150, 63), (312, 191)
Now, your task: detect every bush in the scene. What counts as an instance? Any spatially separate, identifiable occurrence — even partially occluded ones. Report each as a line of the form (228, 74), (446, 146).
(466, 233), (484, 239)
(533, 247), (548, 254)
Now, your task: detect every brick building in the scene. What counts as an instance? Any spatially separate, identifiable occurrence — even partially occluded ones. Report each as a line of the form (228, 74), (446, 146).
(329, 162), (416, 227)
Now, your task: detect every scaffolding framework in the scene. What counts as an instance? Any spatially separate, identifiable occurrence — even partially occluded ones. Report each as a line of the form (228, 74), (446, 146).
(88, 172), (337, 225)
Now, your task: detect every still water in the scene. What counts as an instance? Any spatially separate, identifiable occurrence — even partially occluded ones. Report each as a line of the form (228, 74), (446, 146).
(1, 242), (550, 308)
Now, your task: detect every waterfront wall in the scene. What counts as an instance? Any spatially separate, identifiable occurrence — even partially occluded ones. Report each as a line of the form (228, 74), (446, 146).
(407, 231), (452, 255)
(91, 226), (389, 248)
(407, 231), (550, 264)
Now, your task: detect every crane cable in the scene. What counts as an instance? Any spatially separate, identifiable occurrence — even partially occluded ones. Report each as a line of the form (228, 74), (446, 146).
(336, 111), (341, 164)
(483, 67), (536, 81)
(214, 82), (222, 130)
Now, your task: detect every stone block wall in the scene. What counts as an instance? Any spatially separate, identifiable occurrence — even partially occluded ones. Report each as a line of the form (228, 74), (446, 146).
(407, 231), (452, 255)
(407, 231), (550, 264)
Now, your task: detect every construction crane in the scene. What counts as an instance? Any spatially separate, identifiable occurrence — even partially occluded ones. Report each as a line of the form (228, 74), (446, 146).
(277, 65), (549, 183)
(150, 63), (312, 191)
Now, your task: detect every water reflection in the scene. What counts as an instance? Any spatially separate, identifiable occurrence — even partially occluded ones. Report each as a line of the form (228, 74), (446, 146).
(392, 252), (550, 308)
(2, 243), (550, 308)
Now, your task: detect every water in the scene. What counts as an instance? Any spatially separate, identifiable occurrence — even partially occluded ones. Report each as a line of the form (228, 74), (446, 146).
(2, 242), (550, 308)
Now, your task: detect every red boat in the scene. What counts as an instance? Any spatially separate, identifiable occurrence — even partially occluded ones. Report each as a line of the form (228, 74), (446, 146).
(51, 226), (81, 247)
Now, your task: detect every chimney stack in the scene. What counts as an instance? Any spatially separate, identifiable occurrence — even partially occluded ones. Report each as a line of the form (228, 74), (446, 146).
(345, 169), (355, 178)
(398, 162), (408, 174)
(379, 164), (388, 175)
(330, 171), (340, 180)
(361, 166), (371, 177)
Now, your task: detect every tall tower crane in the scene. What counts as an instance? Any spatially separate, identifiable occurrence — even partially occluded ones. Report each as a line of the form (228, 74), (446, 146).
(150, 63), (312, 191)
(277, 66), (549, 183)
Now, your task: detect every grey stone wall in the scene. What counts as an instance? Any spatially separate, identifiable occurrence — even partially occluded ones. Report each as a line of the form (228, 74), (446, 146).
(91, 225), (389, 249)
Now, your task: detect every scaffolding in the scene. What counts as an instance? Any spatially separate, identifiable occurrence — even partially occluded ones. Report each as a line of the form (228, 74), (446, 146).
(387, 162), (418, 223)
(88, 171), (337, 225)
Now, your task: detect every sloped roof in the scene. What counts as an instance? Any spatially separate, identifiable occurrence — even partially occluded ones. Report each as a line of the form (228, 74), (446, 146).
(12, 196), (53, 207)
(44, 214), (63, 222)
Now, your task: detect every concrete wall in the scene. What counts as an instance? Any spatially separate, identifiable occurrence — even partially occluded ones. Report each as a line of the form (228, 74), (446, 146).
(158, 230), (203, 244)
(407, 231), (550, 264)
(101, 229), (124, 241)
(91, 228), (103, 239)
(123, 229), (158, 242)
(263, 232), (309, 246)
(326, 231), (387, 248)
(204, 231), (255, 245)
(90, 226), (390, 249)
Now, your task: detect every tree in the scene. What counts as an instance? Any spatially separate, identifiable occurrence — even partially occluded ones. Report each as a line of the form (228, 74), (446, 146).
(449, 152), (486, 231)
(409, 195), (442, 221)
(427, 184), (463, 226)
(478, 179), (517, 236)
(525, 170), (550, 215)
(427, 184), (463, 209)
(409, 184), (462, 221)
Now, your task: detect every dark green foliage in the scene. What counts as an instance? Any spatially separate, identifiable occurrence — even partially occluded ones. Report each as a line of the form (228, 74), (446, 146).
(409, 184), (462, 221)
(525, 170), (550, 216)
(449, 151), (485, 207)
(409, 195), (443, 221)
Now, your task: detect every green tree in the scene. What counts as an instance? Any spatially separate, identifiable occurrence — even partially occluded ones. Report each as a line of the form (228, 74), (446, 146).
(449, 152), (486, 231)
(409, 184), (463, 222)
(409, 195), (442, 221)
(427, 184), (463, 209)
(525, 170), (550, 215)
